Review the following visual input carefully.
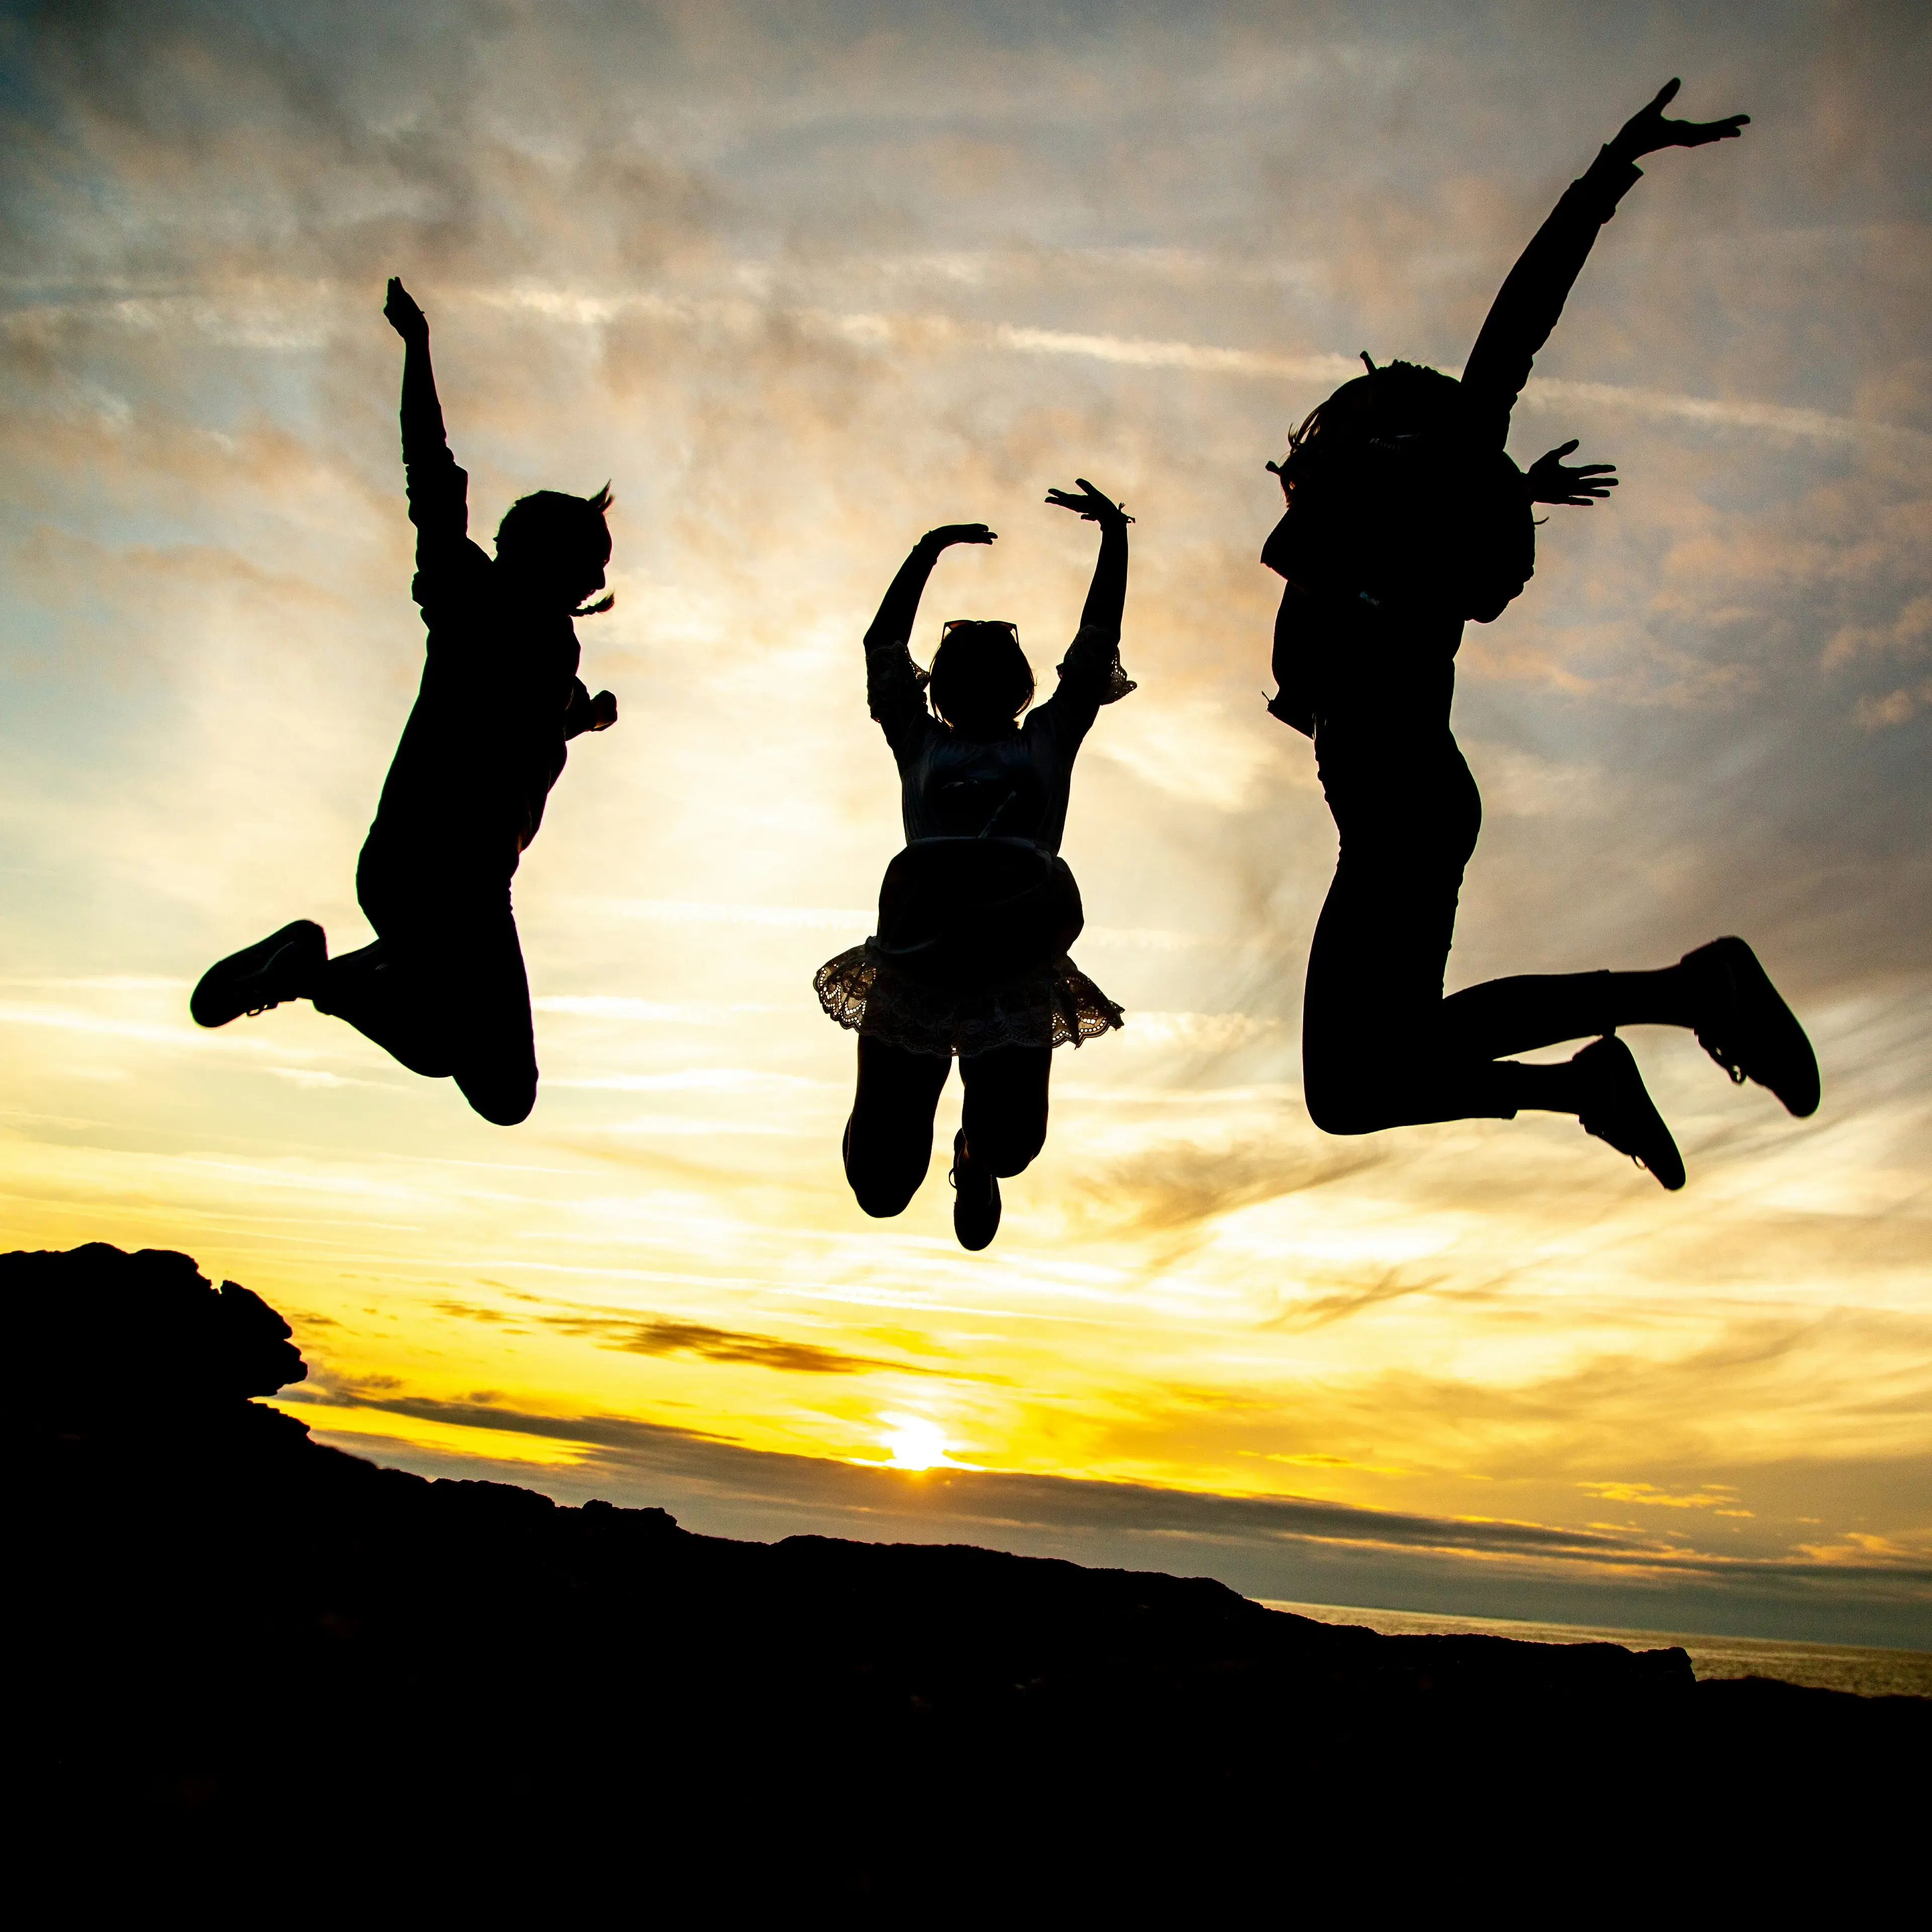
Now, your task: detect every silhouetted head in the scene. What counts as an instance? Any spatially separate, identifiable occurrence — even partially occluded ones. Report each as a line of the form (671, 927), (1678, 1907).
(928, 620), (1035, 736)
(1264, 354), (1533, 623)
(1271, 357), (1472, 490)
(495, 485), (615, 616)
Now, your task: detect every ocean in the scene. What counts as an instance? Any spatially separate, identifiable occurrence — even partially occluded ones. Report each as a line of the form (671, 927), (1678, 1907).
(1262, 1600), (1932, 1700)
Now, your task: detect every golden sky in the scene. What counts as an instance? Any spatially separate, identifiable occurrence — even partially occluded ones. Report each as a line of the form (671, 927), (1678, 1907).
(3, 0), (1928, 1644)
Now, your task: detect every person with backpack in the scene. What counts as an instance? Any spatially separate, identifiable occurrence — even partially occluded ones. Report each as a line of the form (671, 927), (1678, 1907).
(1266, 82), (1817, 1188)
(188, 278), (619, 1125)
(815, 481), (1134, 1250)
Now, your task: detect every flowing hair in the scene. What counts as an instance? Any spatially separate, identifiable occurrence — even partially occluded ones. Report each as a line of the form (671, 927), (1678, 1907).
(1263, 356), (1534, 623)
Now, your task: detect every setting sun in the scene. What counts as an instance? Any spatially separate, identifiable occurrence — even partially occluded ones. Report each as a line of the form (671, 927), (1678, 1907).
(881, 1418), (956, 1472)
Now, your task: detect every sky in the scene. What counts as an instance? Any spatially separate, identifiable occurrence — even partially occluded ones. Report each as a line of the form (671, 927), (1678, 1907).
(2, 0), (1928, 1647)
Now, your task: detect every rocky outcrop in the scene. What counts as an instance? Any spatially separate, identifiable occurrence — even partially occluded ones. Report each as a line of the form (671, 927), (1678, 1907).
(8, 1242), (1923, 1909)
(9, 1240), (305, 1422)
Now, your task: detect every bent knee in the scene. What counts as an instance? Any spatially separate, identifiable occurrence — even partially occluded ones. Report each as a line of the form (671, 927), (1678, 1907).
(460, 1073), (537, 1127)
(972, 1125), (1046, 1177)
(850, 1170), (922, 1219)
(844, 1136), (927, 1219)
(1303, 1071), (1385, 1138)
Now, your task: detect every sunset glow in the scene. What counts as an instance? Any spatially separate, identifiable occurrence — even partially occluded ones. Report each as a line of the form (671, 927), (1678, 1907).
(2, 2), (1926, 1645)
(880, 1418), (957, 1473)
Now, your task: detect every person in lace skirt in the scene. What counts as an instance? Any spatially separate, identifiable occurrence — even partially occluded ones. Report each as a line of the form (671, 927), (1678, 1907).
(816, 480), (1134, 1250)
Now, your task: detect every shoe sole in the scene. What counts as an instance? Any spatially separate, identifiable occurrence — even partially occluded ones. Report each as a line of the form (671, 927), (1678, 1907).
(1691, 936), (1820, 1118)
(950, 1130), (1002, 1251)
(191, 920), (326, 1029)
(1576, 1035), (1685, 1191)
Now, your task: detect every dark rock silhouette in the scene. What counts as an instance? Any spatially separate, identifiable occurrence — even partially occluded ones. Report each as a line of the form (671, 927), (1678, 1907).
(10, 1243), (1922, 1909)
(11, 1241), (305, 1423)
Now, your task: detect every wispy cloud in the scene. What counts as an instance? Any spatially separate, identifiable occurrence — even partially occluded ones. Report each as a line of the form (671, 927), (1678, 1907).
(603, 899), (873, 931)
(430, 1296), (949, 1377)
(1516, 376), (1932, 455)
(476, 283), (1932, 452)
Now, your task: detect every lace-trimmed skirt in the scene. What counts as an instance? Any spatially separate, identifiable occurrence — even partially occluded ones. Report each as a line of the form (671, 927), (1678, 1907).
(814, 836), (1125, 1058)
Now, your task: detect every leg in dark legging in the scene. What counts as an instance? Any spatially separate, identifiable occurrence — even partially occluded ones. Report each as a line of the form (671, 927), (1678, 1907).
(450, 914), (537, 1125)
(1298, 730), (1800, 1177)
(1302, 866), (1682, 1178)
(1302, 833), (1723, 1136)
(959, 1044), (1052, 1177)
(844, 1036), (952, 1217)
(313, 901), (537, 1126)
(314, 939), (454, 1078)
(1301, 859), (1524, 1134)
(1437, 962), (1722, 1135)
(1440, 967), (1696, 1061)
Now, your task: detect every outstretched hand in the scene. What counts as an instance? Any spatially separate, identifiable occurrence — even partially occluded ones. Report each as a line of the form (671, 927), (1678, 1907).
(564, 685), (618, 739)
(1526, 439), (1618, 507)
(922, 522), (998, 550)
(1045, 478), (1133, 526)
(1609, 79), (1748, 161)
(383, 276), (429, 343)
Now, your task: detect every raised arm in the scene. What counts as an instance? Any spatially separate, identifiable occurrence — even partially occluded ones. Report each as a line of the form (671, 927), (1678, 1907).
(1461, 80), (1748, 446)
(1040, 479), (1136, 731)
(383, 277), (468, 550)
(1053, 479), (1130, 643)
(865, 524), (995, 652)
(865, 523), (996, 754)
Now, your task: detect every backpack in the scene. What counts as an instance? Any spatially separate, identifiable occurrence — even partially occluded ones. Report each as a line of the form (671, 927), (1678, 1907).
(1261, 370), (1537, 624)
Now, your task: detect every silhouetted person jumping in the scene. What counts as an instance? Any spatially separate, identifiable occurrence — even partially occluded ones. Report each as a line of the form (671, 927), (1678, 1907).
(816, 484), (1135, 1248)
(1264, 82), (1817, 1188)
(190, 278), (619, 1124)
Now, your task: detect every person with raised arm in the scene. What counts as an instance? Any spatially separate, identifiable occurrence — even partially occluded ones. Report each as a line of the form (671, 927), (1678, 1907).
(190, 278), (619, 1125)
(1262, 82), (1816, 1189)
(816, 482), (1135, 1249)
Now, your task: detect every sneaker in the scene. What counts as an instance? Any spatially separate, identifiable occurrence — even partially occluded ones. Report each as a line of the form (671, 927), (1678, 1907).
(949, 1129), (1001, 1251)
(1573, 1034), (1684, 1191)
(1681, 936), (1820, 1118)
(190, 921), (327, 1028)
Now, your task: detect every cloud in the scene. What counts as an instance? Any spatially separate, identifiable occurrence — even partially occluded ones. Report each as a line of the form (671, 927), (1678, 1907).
(531, 996), (736, 1022)
(548, 1311), (946, 1377)
(546, 1068), (823, 1093)
(399, 275), (1932, 455)
(1120, 1011), (1286, 1052)
(430, 1294), (950, 1378)
(1065, 1137), (1379, 1240)
(1579, 1482), (1754, 1516)
(1515, 375), (1932, 456)
(600, 900), (873, 931)
(1855, 678), (1932, 730)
